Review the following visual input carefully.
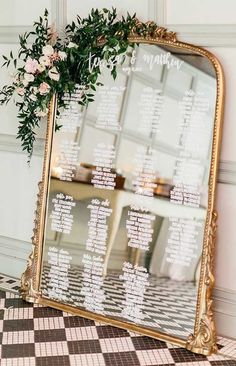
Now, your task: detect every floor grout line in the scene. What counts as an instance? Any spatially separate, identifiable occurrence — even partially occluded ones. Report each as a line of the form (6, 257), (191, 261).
(1, 272), (236, 365)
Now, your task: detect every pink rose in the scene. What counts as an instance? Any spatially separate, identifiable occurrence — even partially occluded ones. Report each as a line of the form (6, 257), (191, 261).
(50, 52), (60, 62)
(42, 44), (54, 56)
(39, 82), (50, 95)
(24, 58), (39, 74)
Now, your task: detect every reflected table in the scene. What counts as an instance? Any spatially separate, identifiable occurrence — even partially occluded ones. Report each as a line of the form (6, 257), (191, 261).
(50, 178), (206, 275)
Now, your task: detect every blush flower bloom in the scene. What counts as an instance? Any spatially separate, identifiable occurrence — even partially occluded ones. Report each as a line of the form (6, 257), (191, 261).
(39, 56), (51, 67)
(24, 73), (35, 82)
(50, 52), (60, 62)
(39, 82), (51, 95)
(42, 44), (54, 56)
(24, 58), (39, 74)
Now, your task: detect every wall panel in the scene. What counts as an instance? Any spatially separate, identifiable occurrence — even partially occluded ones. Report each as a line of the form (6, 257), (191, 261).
(0, 44), (21, 135)
(209, 48), (236, 163)
(0, 151), (43, 242)
(215, 184), (236, 292)
(67, 0), (149, 23)
(162, 0), (236, 339)
(0, 0), (52, 26)
(166, 0), (236, 25)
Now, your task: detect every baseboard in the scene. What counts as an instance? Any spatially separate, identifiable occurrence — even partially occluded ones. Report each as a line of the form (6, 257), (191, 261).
(0, 235), (32, 278)
(213, 287), (236, 339)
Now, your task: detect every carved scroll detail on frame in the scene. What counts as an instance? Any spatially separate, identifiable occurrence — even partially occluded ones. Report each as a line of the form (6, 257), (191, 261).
(21, 96), (57, 303)
(186, 211), (218, 356)
(97, 20), (177, 45)
(20, 182), (43, 303)
(129, 20), (177, 42)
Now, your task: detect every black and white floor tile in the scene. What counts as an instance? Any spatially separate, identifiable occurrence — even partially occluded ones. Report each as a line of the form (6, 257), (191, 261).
(0, 274), (20, 293)
(0, 274), (236, 366)
(41, 265), (197, 339)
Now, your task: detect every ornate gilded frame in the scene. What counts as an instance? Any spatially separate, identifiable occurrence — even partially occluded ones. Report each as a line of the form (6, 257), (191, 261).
(21, 22), (224, 356)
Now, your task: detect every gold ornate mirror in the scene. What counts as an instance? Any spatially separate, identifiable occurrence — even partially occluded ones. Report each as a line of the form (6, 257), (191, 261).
(21, 20), (224, 356)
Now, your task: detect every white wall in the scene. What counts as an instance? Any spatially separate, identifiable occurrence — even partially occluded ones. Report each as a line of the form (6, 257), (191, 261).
(0, 0), (235, 338)
(162, 0), (236, 339)
(0, 1), (53, 278)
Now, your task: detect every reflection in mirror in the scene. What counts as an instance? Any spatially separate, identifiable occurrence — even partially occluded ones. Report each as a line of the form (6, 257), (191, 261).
(41, 43), (217, 340)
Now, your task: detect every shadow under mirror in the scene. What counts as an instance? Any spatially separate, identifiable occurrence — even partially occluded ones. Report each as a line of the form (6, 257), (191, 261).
(40, 43), (217, 340)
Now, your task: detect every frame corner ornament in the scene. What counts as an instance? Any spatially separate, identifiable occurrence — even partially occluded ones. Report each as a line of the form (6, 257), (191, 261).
(129, 20), (177, 42)
(186, 211), (218, 356)
(20, 181), (43, 303)
(20, 252), (41, 303)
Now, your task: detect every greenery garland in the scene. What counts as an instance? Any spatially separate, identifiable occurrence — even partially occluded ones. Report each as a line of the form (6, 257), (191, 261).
(0, 8), (137, 160)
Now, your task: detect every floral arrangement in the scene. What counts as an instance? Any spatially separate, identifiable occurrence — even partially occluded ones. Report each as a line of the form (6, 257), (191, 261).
(0, 8), (137, 159)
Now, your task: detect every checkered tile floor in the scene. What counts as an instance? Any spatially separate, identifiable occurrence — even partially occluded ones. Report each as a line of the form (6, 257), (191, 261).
(0, 274), (236, 365)
(41, 265), (197, 339)
(0, 274), (20, 293)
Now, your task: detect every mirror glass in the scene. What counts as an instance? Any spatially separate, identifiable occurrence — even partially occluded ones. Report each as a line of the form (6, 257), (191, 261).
(40, 43), (217, 340)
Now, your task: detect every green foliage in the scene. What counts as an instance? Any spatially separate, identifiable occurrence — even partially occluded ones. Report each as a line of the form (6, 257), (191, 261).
(0, 8), (137, 160)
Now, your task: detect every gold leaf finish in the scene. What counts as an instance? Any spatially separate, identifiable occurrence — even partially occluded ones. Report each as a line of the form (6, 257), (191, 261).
(21, 96), (57, 302)
(20, 252), (41, 303)
(20, 181), (44, 303)
(186, 211), (218, 355)
(129, 20), (177, 42)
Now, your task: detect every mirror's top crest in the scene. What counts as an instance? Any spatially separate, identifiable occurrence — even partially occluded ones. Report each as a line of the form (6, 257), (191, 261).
(128, 20), (177, 42)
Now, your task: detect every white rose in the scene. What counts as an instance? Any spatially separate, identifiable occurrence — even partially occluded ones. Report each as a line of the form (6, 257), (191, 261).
(39, 55), (51, 67)
(67, 42), (78, 49)
(24, 73), (35, 82)
(48, 66), (60, 81)
(58, 51), (67, 60)
(29, 94), (37, 101)
(42, 44), (54, 56)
